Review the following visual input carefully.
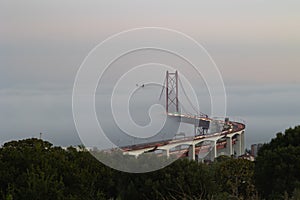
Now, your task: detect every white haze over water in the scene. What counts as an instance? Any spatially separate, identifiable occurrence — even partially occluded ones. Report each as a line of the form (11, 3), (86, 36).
(0, 84), (299, 148)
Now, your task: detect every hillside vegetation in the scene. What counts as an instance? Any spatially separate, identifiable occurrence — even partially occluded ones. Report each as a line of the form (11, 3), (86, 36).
(0, 126), (300, 200)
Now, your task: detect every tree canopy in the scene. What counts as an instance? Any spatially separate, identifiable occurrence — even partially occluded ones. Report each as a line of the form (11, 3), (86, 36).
(255, 126), (300, 199)
(0, 138), (256, 200)
(1, 126), (300, 199)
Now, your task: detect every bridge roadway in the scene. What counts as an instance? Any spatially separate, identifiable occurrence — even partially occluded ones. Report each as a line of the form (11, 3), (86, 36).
(122, 114), (246, 160)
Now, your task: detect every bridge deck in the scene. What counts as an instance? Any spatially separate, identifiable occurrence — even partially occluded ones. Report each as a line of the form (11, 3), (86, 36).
(121, 115), (245, 153)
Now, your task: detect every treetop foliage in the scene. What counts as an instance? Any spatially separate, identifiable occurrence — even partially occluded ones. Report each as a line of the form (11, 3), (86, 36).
(255, 126), (300, 199)
(1, 126), (300, 200)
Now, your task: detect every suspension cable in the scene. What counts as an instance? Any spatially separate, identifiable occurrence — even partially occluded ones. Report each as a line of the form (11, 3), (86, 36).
(178, 77), (207, 117)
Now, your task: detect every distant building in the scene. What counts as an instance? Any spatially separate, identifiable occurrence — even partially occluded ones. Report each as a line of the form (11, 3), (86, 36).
(239, 153), (255, 162)
(251, 143), (263, 157)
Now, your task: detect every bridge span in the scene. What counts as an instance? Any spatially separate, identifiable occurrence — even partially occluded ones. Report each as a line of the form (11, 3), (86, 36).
(121, 70), (246, 161)
(122, 114), (245, 161)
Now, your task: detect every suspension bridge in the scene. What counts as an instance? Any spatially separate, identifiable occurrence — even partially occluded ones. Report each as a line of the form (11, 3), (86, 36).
(121, 71), (245, 161)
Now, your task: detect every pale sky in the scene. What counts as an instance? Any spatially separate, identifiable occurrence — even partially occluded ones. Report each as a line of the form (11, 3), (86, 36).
(1, 1), (300, 147)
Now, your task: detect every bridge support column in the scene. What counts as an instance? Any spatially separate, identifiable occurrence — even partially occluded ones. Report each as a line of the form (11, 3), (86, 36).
(227, 136), (233, 156)
(214, 141), (217, 159)
(241, 132), (245, 155)
(188, 144), (195, 160)
(166, 149), (170, 158)
(239, 134), (242, 156)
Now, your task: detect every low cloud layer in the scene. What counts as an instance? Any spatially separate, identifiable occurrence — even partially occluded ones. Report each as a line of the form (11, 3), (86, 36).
(1, 84), (299, 148)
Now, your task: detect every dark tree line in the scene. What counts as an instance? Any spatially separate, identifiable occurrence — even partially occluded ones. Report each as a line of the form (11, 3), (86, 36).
(255, 126), (300, 199)
(0, 125), (299, 199)
(0, 138), (255, 200)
